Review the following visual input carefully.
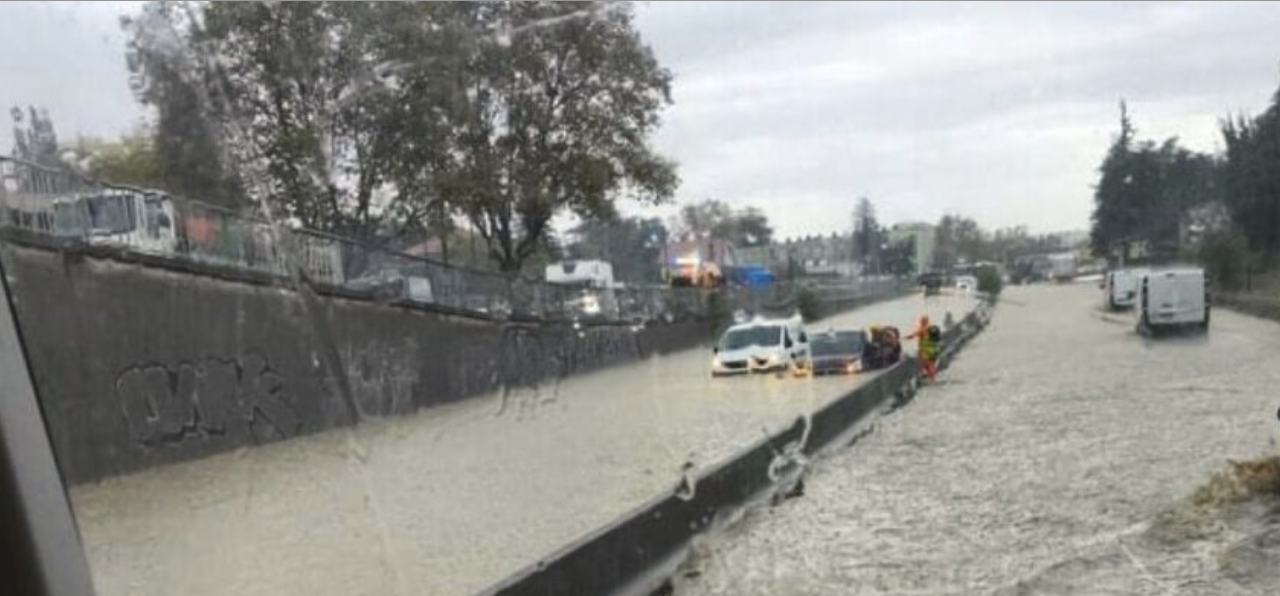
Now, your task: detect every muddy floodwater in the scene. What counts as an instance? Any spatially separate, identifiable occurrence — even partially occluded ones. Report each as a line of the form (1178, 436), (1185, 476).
(679, 283), (1280, 596)
(69, 292), (976, 596)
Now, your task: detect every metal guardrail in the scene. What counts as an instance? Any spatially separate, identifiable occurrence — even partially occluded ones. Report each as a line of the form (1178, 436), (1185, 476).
(1, 156), (905, 324)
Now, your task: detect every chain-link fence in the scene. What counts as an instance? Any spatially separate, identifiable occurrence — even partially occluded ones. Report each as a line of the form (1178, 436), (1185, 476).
(1, 156), (905, 325)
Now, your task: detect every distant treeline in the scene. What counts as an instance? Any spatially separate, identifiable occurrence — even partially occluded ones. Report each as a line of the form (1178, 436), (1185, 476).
(1090, 74), (1280, 288)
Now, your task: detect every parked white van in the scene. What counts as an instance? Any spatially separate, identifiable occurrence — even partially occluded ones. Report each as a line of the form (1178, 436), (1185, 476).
(1137, 268), (1209, 333)
(711, 315), (812, 377)
(1103, 268), (1146, 309)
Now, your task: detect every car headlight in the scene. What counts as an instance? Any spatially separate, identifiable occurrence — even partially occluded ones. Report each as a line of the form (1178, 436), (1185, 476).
(712, 357), (722, 368)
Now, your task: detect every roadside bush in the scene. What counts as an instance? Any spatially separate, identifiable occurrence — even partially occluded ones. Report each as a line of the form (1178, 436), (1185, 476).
(706, 289), (732, 336)
(976, 264), (1003, 296)
(796, 287), (822, 321)
(1197, 229), (1250, 291)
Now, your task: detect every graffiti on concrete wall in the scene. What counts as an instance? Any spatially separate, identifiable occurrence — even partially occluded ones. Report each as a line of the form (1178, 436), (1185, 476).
(445, 324), (646, 411)
(341, 340), (418, 418)
(116, 351), (301, 447)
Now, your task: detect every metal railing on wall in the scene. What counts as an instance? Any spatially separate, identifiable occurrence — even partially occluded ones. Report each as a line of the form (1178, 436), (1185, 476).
(1, 156), (903, 324)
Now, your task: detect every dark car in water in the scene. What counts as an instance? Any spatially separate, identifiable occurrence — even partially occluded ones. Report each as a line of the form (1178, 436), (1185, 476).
(918, 271), (945, 295)
(810, 330), (869, 375)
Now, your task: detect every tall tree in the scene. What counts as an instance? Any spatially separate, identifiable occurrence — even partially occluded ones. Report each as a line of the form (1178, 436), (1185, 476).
(125, 2), (467, 239)
(1222, 80), (1280, 256)
(1091, 101), (1138, 257)
(69, 130), (165, 188)
(437, 1), (678, 271)
(675, 198), (773, 247)
(123, 2), (242, 207)
(123, 1), (676, 270)
(1090, 101), (1219, 261)
(851, 196), (880, 271)
(932, 214), (987, 270)
(566, 216), (668, 282)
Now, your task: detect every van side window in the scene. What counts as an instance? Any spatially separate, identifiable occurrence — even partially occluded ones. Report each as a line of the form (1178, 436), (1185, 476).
(798, 331), (807, 343)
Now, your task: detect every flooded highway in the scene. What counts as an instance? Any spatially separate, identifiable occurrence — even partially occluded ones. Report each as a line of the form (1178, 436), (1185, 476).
(68, 291), (977, 596)
(677, 283), (1280, 596)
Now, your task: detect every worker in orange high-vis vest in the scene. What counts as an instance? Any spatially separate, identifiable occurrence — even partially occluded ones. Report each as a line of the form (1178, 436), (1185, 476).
(907, 315), (940, 382)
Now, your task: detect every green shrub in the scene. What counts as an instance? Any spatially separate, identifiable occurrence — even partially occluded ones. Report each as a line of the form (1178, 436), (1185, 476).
(796, 287), (822, 321)
(706, 289), (732, 335)
(1197, 229), (1249, 291)
(976, 264), (1003, 296)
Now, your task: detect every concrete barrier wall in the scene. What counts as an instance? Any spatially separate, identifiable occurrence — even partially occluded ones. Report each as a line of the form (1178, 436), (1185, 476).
(479, 300), (996, 596)
(0, 239), (916, 486)
(0, 244), (709, 485)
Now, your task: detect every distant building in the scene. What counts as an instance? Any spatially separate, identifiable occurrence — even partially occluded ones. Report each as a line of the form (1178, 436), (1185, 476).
(734, 244), (780, 269)
(734, 233), (863, 277)
(783, 232), (856, 276)
(887, 222), (936, 275)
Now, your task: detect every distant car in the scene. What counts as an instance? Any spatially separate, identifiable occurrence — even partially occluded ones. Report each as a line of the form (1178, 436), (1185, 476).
(918, 271), (945, 295)
(712, 316), (812, 377)
(809, 330), (868, 375)
(955, 275), (978, 293)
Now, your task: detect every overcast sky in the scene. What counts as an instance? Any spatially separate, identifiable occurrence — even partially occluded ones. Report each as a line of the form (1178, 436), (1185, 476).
(3, 1), (1280, 238)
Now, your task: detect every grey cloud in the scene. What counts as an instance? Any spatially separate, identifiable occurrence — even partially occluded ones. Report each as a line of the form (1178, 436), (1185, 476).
(0, 2), (142, 149)
(636, 1), (1280, 237)
(3, 2), (1280, 240)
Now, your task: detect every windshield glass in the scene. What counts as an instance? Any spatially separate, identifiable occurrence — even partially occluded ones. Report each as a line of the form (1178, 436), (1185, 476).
(3, 3), (1280, 596)
(84, 194), (135, 235)
(720, 325), (782, 351)
(811, 333), (864, 356)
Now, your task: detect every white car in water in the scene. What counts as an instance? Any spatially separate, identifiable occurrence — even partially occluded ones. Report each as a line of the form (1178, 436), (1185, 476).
(711, 316), (812, 377)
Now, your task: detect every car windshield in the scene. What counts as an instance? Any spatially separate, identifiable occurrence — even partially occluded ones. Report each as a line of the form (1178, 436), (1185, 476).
(811, 333), (864, 357)
(720, 325), (782, 351)
(84, 194), (136, 235)
(4, 3), (1280, 596)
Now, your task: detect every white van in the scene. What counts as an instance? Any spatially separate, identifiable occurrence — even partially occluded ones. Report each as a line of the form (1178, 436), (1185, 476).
(1137, 268), (1209, 333)
(711, 315), (812, 377)
(1104, 268), (1146, 309)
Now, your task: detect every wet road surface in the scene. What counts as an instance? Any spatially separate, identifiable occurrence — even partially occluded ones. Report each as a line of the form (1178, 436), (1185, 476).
(69, 291), (977, 596)
(677, 283), (1280, 596)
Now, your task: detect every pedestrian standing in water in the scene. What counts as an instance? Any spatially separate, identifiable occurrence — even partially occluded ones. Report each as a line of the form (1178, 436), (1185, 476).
(907, 315), (940, 382)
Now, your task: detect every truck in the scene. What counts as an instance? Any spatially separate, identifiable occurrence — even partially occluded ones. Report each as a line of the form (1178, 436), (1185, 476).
(1048, 252), (1077, 283)
(660, 238), (737, 288)
(1136, 267), (1209, 334)
(546, 260), (619, 319)
(52, 189), (178, 255)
